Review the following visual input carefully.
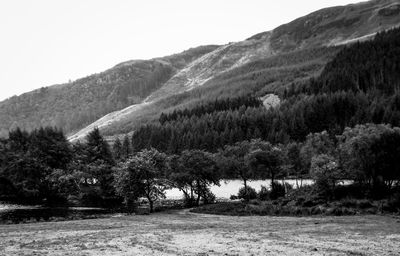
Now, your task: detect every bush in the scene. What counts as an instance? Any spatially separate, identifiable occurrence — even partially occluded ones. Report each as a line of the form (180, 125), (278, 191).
(386, 192), (400, 212)
(230, 195), (238, 200)
(287, 185), (313, 199)
(183, 195), (196, 207)
(191, 202), (248, 216)
(367, 184), (391, 200)
(79, 191), (104, 207)
(333, 184), (367, 200)
(258, 186), (270, 201)
(310, 154), (340, 200)
(337, 198), (358, 208)
(357, 199), (374, 209)
(201, 187), (216, 204)
(270, 182), (286, 200)
(238, 186), (257, 200)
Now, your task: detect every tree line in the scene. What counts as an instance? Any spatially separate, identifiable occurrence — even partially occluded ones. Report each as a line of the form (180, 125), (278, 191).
(1, 123), (399, 212)
(130, 90), (400, 153)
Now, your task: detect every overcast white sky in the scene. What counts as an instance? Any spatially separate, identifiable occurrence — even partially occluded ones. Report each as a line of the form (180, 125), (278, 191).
(0, 0), (363, 101)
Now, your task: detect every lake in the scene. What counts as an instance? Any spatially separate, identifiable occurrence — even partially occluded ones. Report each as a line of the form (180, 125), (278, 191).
(165, 179), (314, 199)
(2, 179), (353, 223)
(0, 204), (112, 224)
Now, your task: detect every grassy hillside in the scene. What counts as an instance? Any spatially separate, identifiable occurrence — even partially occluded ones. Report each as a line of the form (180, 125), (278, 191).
(0, 45), (218, 137)
(69, 33), (276, 141)
(269, 0), (400, 51)
(99, 46), (340, 138)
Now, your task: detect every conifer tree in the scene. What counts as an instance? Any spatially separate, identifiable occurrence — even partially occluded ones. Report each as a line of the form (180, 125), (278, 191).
(121, 135), (131, 159)
(113, 137), (122, 161)
(85, 127), (114, 164)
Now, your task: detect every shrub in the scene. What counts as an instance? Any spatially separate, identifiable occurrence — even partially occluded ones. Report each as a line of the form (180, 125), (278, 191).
(183, 194), (196, 207)
(201, 187), (216, 204)
(191, 202), (248, 216)
(333, 184), (367, 200)
(338, 198), (358, 208)
(258, 186), (270, 201)
(386, 192), (400, 212)
(270, 182), (286, 200)
(310, 154), (340, 200)
(287, 184), (314, 199)
(230, 195), (238, 200)
(79, 190), (104, 207)
(285, 182), (293, 192)
(238, 186), (257, 200)
(302, 199), (318, 207)
(357, 199), (374, 209)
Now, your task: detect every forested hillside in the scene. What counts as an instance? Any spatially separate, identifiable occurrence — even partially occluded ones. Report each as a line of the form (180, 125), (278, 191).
(1, 0), (399, 141)
(0, 45), (218, 137)
(129, 27), (400, 153)
(73, 0), (400, 140)
(306, 28), (400, 94)
(99, 46), (340, 137)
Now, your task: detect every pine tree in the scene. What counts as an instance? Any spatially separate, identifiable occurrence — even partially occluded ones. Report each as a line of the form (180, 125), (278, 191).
(121, 135), (131, 159)
(85, 127), (114, 164)
(112, 137), (122, 161)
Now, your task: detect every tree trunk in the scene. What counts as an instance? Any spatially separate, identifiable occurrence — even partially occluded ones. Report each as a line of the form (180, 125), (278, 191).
(196, 193), (201, 206)
(282, 177), (287, 194)
(146, 182), (153, 213)
(191, 185), (195, 206)
(149, 199), (154, 213)
(243, 178), (248, 201)
(181, 188), (190, 200)
(196, 180), (201, 206)
(271, 171), (275, 185)
(126, 198), (136, 214)
(181, 188), (191, 207)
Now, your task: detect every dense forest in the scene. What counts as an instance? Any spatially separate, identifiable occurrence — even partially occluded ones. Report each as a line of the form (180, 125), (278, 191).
(100, 45), (340, 136)
(130, 28), (400, 153)
(291, 27), (400, 95)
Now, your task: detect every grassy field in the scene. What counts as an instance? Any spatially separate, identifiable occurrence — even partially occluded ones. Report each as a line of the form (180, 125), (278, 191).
(0, 210), (399, 256)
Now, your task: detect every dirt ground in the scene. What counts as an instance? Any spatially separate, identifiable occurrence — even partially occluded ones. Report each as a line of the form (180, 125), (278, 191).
(0, 210), (399, 256)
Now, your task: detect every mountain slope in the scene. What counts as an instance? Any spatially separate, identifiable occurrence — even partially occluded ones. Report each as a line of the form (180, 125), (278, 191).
(1, 0), (400, 141)
(146, 32), (274, 102)
(127, 27), (400, 153)
(69, 0), (400, 141)
(0, 45), (218, 137)
(91, 46), (339, 141)
(269, 0), (400, 51)
(68, 33), (275, 141)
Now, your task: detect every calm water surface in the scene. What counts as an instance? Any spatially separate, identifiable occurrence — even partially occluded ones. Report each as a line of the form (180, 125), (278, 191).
(0, 204), (111, 224)
(165, 179), (314, 199)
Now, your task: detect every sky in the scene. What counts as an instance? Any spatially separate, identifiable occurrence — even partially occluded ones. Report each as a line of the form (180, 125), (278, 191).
(0, 0), (364, 101)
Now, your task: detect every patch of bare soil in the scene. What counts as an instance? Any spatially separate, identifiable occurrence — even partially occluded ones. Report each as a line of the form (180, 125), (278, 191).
(0, 210), (399, 255)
